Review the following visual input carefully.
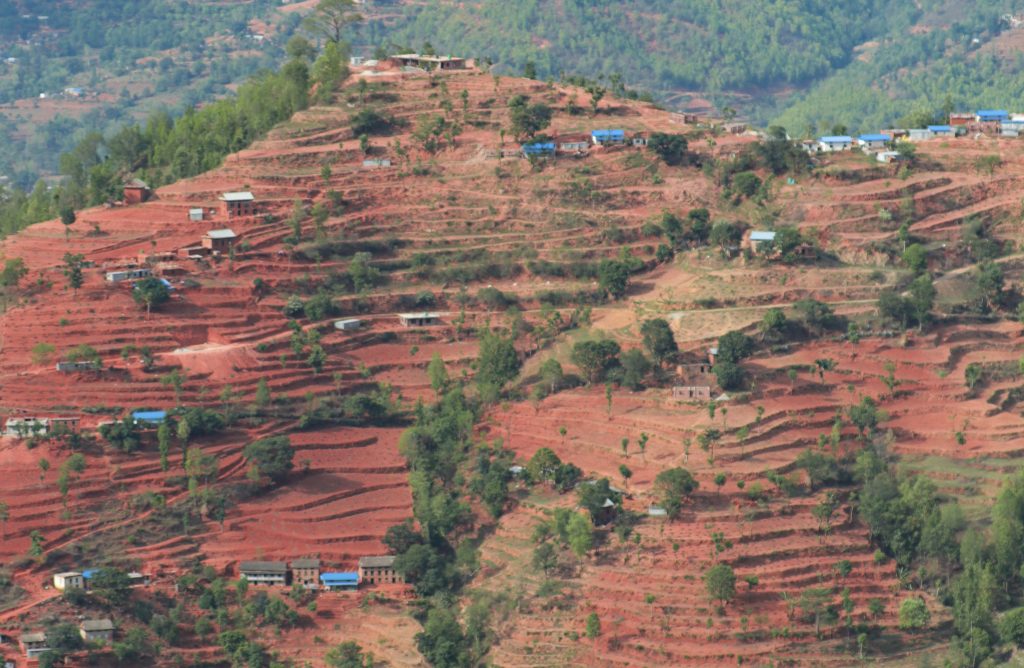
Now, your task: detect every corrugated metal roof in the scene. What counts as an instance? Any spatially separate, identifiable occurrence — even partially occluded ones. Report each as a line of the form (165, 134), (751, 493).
(858, 134), (889, 142)
(320, 572), (359, 582)
(81, 619), (114, 632)
(591, 129), (625, 139)
(21, 632), (46, 643)
(358, 555), (396, 568)
(240, 560), (288, 573)
(220, 191), (254, 202)
(927, 125), (952, 132)
(750, 231), (776, 241)
(205, 229), (237, 239)
(819, 136), (853, 143)
(290, 558), (320, 569)
(131, 411), (166, 422)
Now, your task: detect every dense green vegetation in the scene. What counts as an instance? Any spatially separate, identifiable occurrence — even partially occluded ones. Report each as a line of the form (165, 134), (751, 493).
(0, 0), (300, 186)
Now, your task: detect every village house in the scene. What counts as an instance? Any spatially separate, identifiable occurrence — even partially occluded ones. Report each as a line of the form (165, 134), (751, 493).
(857, 134), (889, 151)
(672, 385), (712, 401)
(127, 572), (151, 587)
(976, 110), (1009, 123)
(5, 417), (80, 438)
(79, 619), (114, 644)
(123, 179), (150, 205)
(388, 54), (467, 70)
(591, 129), (626, 145)
(555, 133), (591, 155)
(220, 191), (255, 219)
(105, 268), (152, 283)
(202, 229), (238, 253)
(817, 136), (853, 152)
(949, 113), (974, 126)
(20, 632), (48, 658)
(398, 312), (441, 327)
(290, 559), (320, 589)
(53, 571), (85, 591)
(334, 318), (362, 331)
(522, 141), (555, 158)
(876, 151), (905, 164)
(320, 572), (360, 591)
(56, 360), (100, 373)
(358, 556), (403, 584)
(239, 561), (288, 586)
(927, 125), (955, 138)
(908, 128), (932, 141)
(724, 122), (748, 134)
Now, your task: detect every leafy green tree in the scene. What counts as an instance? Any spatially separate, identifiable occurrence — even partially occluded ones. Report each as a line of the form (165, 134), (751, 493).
(571, 340), (621, 384)
(0, 258), (27, 291)
(476, 330), (521, 402)
(90, 568), (132, 606)
(903, 243), (927, 274)
(654, 467), (699, 519)
(243, 436), (295, 484)
(325, 640), (373, 667)
(732, 172), (761, 198)
(427, 353), (448, 396)
(648, 133), (689, 166)
(977, 261), (1004, 311)
(132, 277), (170, 316)
(641, 318), (678, 367)
(717, 331), (754, 364)
(567, 512), (594, 559)
(62, 253), (84, 294)
(157, 421), (171, 471)
(509, 96), (553, 139)
(620, 349), (651, 390)
(415, 607), (469, 668)
(585, 612), (601, 638)
(539, 358), (564, 394)
(898, 597), (930, 630)
(709, 220), (743, 254)
(597, 259), (630, 299)
(303, 0), (362, 44)
(908, 273), (936, 330)
(703, 563), (736, 605)
(59, 207), (76, 241)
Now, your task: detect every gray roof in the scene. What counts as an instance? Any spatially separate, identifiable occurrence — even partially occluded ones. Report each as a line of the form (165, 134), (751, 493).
(358, 555), (396, 568)
(290, 558), (320, 569)
(21, 632), (46, 643)
(220, 191), (254, 202)
(81, 619), (114, 632)
(205, 229), (237, 240)
(239, 560), (287, 573)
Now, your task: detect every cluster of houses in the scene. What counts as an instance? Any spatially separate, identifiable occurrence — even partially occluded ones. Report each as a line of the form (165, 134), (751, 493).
(519, 129), (648, 159)
(238, 556), (403, 591)
(2, 410), (169, 440)
(20, 619), (115, 658)
(810, 110), (1024, 160)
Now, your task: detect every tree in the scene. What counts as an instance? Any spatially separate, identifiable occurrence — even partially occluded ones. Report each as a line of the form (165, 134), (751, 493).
(325, 640), (373, 667)
(597, 259), (630, 299)
(717, 331), (754, 364)
(903, 243), (927, 274)
(427, 353), (448, 396)
(90, 568), (132, 606)
(0, 258), (27, 292)
(794, 299), (835, 335)
(648, 133), (689, 166)
(654, 467), (699, 519)
(303, 0), (362, 44)
(62, 253), (84, 294)
(0, 501), (8, 538)
(586, 84), (605, 115)
(157, 422), (171, 471)
(571, 340), (620, 384)
(998, 607), (1024, 646)
(59, 207), (76, 241)
(908, 273), (936, 330)
(709, 220), (743, 254)
(522, 61), (537, 79)
(619, 464), (632, 486)
(539, 358), (564, 394)
(965, 363), (983, 391)
(799, 587), (833, 636)
(415, 607), (469, 668)
(703, 563), (736, 605)
(585, 612), (601, 638)
(132, 277), (170, 316)
(641, 318), (678, 367)
(898, 597), (931, 630)
(713, 360), (744, 391)
(29, 529), (44, 557)
(620, 349), (651, 390)
(508, 96), (552, 139)
(254, 378), (271, 410)
(476, 330), (521, 402)
(977, 261), (1004, 311)
(566, 512), (594, 559)
(312, 41), (348, 105)
(714, 472), (727, 495)
(732, 171), (761, 198)
(243, 436), (295, 484)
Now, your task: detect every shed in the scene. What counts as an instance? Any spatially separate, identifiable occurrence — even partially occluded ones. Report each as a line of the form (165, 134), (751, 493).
(1002, 129), (1020, 138)
(591, 129), (626, 145)
(202, 229), (238, 252)
(220, 191), (255, 218)
(672, 386), (711, 401)
(188, 208), (205, 222)
(857, 134), (889, 151)
(334, 318), (362, 331)
(80, 619), (114, 643)
(358, 556), (403, 584)
(647, 505), (668, 517)
(976, 110), (1009, 123)
(239, 560), (288, 585)
(817, 136), (853, 152)
(290, 558), (320, 588)
(53, 571), (84, 591)
(927, 125), (954, 137)
(123, 179), (150, 205)
(320, 572), (359, 591)
(131, 410), (167, 425)
(398, 312), (441, 327)
(631, 134), (648, 146)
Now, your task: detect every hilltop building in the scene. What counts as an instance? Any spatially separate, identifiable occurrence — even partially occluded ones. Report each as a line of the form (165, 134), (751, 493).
(857, 134), (889, 151)
(388, 54), (466, 70)
(398, 312), (441, 327)
(591, 129), (625, 145)
(817, 136), (853, 152)
(123, 179), (150, 204)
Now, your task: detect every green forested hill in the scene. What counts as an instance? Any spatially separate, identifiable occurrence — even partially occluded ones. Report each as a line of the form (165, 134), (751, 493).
(362, 0), (1024, 131)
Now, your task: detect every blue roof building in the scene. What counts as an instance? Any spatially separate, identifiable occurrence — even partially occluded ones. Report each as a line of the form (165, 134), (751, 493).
(320, 572), (359, 590)
(82, 569), (98, 580)
(131, 410), (167, 424)
(591, 129), (625, 144)
(521, 142), (555, 156)
(977, 110), (1009, 122)
(928, 125), (953, 134)
(857, 134), (890, 143)
(819, 136), (854, 144)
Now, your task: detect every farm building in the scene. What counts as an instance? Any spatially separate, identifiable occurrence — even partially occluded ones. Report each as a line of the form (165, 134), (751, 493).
(188, 208), (205, 222)
(20, 632), (48, 658)
(131, 410), (167, 425)
(398, 312), (441, 327)
(220, 191), (255, 218)
(817, 136), (853, 152)
(591, 129), (626, 145)
(358, 556), (403, 584)
(672, 385), (711, 401)
(857, 134), (889, 151)
(56, 360), (100, 372)
(749, 230), (776, 252)
(53, 571), (84, 591)
(239, 561), (288, 586)
(79, 619), (114, 643)
(976, 110), (1009, 123)
(105, 268), (151, 283)
(320, 572), (359, 591)
(927, 125), (954, 137)
(389, 54), (466, 70)
(202, 229), (238, 252)
(556, 134), (591, 154)
(290, 559), (320, 588)
(522, 142), (555, 157)
(334, 319), (362, 331)
(123, 179), (150, 205)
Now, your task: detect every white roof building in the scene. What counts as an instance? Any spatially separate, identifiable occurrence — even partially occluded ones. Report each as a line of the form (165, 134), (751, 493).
(220, 192), (254, 202)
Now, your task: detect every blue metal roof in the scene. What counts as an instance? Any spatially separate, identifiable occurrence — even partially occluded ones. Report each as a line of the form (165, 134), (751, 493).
(320, 572), (359, 583)
(522, 142), (555, 153)
(750, 231), (776, 241)
(927, 125), (952, 132)
(131, 410), (167, 423)
(82, 569), (98, 579)
(978, 110), (1008, 119)
(592, 129), (625, 140)
(858, 134), (889, 142)
(819, 136), (853, 143)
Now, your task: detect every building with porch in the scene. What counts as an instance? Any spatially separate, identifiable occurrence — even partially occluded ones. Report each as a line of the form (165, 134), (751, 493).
(320, 572), (359, 591)
(398, 312), (441, 327)
(389, 54), (466, 70)
(239, 561), (288, 586)
(21, 632), (48, 658)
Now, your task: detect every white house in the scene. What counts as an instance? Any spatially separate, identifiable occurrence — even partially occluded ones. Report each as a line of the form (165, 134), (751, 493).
(857, 134), (889, 151)
(334, 318), (362, 331)
(106, 268), (152, 283)
(876, 151), (905, 164)
(53, 571), (84, 591)
(817, 136), (853, 152)
(908, 129), (932, 141)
